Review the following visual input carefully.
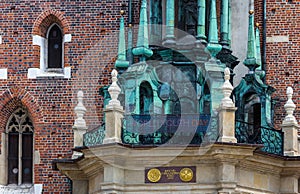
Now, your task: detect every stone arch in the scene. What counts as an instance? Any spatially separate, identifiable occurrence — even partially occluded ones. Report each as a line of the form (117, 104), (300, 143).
(0, 87), (43, 133)
(32, 9), (70, 37)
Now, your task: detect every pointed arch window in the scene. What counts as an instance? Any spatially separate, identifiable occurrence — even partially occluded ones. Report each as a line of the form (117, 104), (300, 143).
(7, 108), (34, 185)
(47, 24), (63, 69)
(30, 17), (72, 79)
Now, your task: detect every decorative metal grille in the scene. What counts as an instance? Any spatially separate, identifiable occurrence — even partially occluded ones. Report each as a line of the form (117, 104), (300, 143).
(235, 120), (283, 155)
(83, 125), (105, 147)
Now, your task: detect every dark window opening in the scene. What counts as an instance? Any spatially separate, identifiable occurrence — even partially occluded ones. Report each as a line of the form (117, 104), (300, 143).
(22, 132), (33, 184)
(8, 132), (19, 185)
(48, 24), (63, 69)
(244, 94), (261, 143)
(140, 82), (154, 115)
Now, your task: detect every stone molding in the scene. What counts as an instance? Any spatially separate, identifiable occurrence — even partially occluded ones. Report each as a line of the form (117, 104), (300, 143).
(56, 143), (300, 194)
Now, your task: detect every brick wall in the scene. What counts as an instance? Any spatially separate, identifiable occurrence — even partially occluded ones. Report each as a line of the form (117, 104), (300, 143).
(255, 0), (300, 129)
(0, 0), (129, 192)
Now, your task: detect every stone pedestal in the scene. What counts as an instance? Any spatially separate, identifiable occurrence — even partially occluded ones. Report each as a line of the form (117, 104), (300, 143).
(72, 90), (87, 159)
(72, 126), (87, 159)
(282, 87), (299, 156)
(218, 106), (237, 143)
(218, 67), (237, 143)
(103, 106), (124, 144)
(282, 121), (299, 156)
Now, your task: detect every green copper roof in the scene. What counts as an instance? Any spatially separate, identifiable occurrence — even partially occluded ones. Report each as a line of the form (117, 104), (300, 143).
(132, 0), (153, 60)
(206, 0), (222, 58)
(244, 11), (259, 71)
(255, 25), (262, 68)
(255, 23), (266, 79)
(115, 15), (129, 69)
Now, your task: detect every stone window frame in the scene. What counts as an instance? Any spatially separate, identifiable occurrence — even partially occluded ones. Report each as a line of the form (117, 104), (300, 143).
(28, 16), (72, 79)
(5, 107), (34, 186)
(0, 107), (43, 193)
(0, 89), (43, 192)
(29, 27), (71, 79)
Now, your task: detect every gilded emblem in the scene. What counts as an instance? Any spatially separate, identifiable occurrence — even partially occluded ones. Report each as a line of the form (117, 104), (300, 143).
(179, 168), (193, 182)
(147, 168), (161, 183)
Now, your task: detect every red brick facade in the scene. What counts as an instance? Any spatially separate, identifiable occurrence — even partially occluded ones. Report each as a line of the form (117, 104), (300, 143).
(0, 0), (131, 192)
(255, 0), (300, 128)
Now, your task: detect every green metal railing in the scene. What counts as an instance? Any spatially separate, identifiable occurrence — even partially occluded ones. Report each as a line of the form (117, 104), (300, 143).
(235, 120), (283, 155)
(83, 125), (105, 147)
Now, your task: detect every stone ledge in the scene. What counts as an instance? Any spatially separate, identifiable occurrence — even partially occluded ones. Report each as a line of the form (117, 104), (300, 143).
(27, 67), (71, 79)
(0, 184), (42, 194)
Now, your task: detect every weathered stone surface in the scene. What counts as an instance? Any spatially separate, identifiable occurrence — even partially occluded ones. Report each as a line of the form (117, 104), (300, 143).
(56, 143), (300, 193)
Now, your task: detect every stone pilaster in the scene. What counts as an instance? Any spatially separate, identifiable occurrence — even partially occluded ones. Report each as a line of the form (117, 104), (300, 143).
(103, 69), (124, 144)
(216, 158), (237, 193)
(0, 133), (7, 185)
(282, 87), (299, 156)
(280, 175), (299, 194)
(218, 68), (237, 143)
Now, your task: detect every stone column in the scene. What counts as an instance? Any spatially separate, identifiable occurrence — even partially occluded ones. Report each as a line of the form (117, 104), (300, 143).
(281, 87), (299, 156)
(163, 0), (176, 46)
(218, 68), (237, 143)
(103, 69), (124, 144)
(72, 90), (87, 159)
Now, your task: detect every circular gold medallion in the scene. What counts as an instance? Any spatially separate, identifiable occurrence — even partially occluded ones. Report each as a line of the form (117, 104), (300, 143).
(179, 168), (193, 182)
(147, 168), (161, 183)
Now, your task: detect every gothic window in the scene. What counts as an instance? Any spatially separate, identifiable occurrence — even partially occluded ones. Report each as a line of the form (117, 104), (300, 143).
(140, 82), (154, 115)
(47, 24), (63, 69)
(7, 108), (34, 185)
